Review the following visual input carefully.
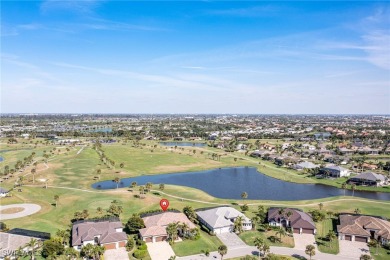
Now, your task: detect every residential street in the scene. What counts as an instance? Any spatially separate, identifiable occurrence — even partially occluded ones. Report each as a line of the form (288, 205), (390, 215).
(177, 245), (362, 260)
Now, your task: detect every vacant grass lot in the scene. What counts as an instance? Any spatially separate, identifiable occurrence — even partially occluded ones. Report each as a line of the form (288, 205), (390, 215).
(172, 229), (223, 256)
(239, 230), (294, 248)
(315, 218), (339, 254)
(369, 246), (390, 260)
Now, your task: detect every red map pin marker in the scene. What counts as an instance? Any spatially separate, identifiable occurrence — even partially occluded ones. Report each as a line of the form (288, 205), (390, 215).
(160, 199), (169, 211)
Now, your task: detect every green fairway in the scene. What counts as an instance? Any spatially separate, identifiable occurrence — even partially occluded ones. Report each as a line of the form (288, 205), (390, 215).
(1, 138), (390, 257)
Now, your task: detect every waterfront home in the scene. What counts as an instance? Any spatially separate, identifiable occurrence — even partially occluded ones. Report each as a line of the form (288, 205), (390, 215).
(337, 214), (390, 244)
(139, 212), (196, 243)
(321, 164), (350, 178)
(347, 172), (388, 187)
(267, 208), (316, 234)
(293, 161), (319, 171)
(196, 207), (252, 234)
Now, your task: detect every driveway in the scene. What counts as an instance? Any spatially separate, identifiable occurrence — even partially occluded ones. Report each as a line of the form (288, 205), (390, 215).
(293, 233), (316, 250)
(217, 232), (247, 249)
(147, 241), (175, 260)
(339, 240), (370, 259)
(0, 204), (41, 220)
(104, 248), (129, 260)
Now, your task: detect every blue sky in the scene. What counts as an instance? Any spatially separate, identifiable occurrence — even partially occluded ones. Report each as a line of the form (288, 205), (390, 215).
(1, 1), (389, 114)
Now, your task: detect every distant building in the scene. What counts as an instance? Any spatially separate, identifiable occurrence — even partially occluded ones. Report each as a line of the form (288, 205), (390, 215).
(293, 161), (319, 171)
(0, 188), (9, 198)
(322, 164), (350, 178)
(313, 132), (331, 140)
(347, 172), (388, 187)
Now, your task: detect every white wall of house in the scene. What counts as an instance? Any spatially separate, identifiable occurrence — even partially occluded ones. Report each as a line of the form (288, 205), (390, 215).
(213, 226), (232, 234)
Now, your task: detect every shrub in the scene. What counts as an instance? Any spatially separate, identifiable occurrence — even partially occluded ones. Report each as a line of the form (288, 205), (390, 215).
(126, 236), (135, 251)
(138, 244), (147, 250)
(133, 249), (147, 259)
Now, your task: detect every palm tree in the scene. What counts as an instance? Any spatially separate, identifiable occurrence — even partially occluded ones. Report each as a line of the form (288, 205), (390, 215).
(146, 182), (153, 192)
(241, 191), (248, 200)
(54, 195), (59, 207)
(159, 183), (165, 191)
(96, 207), (103, 215)
(131, 181), (137, 190)
(119, 162), (125, 168)
(275, 227), (287, 241)
(92, 245), (105, 260)
(218, 245), (228, 260)
(305, 244), (316, 260)
(114, 177), (120, 189)
(166, 222), (179, 243)
(286, 211), (293, 227)
(180, 222), (189, 238)
(96, 169), (101, 179)
(351, 183), (356, 197)
(354, 208), (361, 214)
(233, 216), (244, 234)
(318, 203), (324, 210)
(139, 186), (145, 198)
(254, 237), (265, 259)
(25, 238), (38, 260)
(251, 216), (260, 230)
(342, 183), (347, 196)
(326, 230), (337, 248)
(31, 168), (36, 183)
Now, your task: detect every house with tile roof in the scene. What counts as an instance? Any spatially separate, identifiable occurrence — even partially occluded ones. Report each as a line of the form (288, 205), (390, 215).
(196, 207), (252, 234)
(139, 212), (196, 243)
(267, 208), (316, 235)
(71, 218), (127, 250)
(337, 214), (390, 244)
(0, 229), (50, 259)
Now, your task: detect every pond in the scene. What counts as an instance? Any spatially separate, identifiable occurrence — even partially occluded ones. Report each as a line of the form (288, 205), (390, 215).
(159, 142), (206, 147)
(91, 167), (390, 201)
(0, 157), (3, 162)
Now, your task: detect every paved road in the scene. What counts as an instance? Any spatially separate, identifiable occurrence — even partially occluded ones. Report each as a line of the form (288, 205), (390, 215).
(0, 203), (41, 220)
(177, 245), (361, 260)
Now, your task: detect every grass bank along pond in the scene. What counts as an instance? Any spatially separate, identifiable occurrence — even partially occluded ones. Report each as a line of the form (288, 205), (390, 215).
(92, 167), (390, 201)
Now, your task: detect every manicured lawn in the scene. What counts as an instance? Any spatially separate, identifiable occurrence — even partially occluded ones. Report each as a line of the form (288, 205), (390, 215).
(172, 230), (223, 256)
(315, 218), (339, 254)
(239, 229), (294, 248)
(370, 246), (390, 260)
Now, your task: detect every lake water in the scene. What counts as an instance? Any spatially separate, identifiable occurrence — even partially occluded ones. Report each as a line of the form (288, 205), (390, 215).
(0, 157), (3, 162)
(159, 142), (206, 147)
(91, 167), (390, 201)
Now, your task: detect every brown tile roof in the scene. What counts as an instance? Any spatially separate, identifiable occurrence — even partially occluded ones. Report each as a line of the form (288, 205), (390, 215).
(337, 215), (390, 239)
(140, 212), (196, 238)
(267, 208), (316, 230)
(71, 220), (127, 246)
